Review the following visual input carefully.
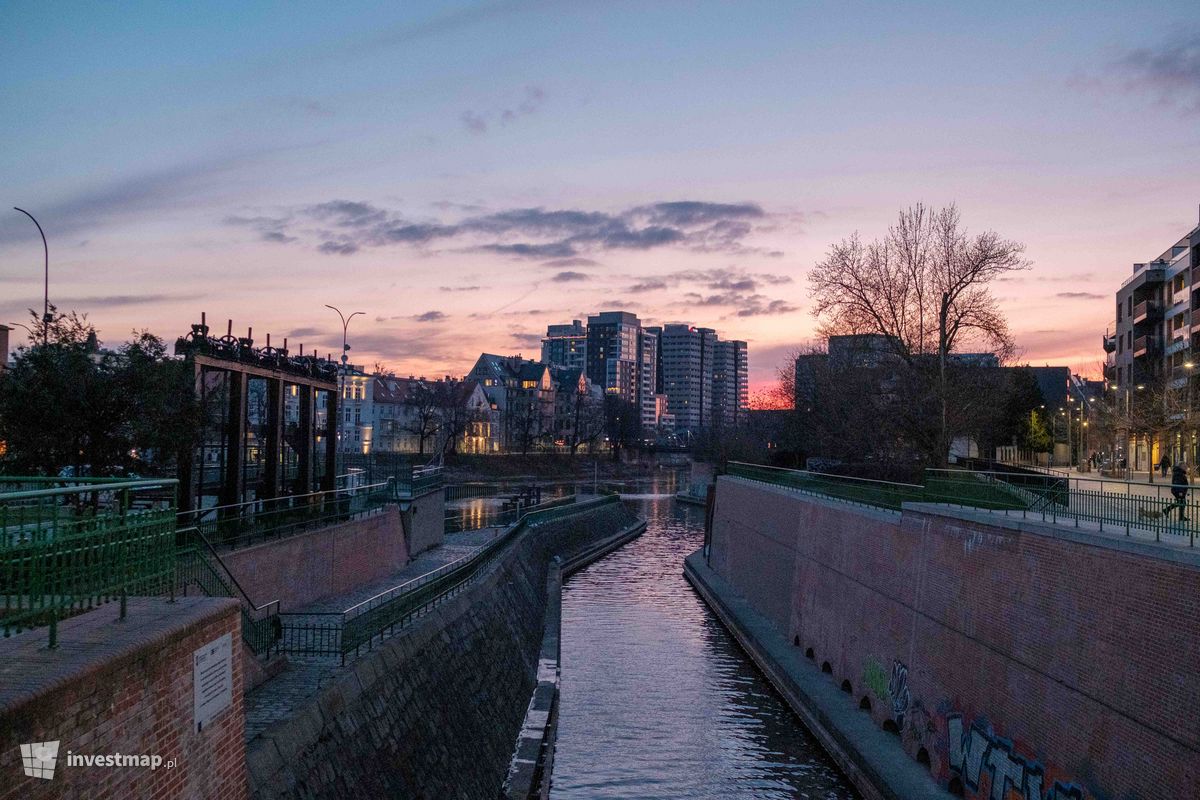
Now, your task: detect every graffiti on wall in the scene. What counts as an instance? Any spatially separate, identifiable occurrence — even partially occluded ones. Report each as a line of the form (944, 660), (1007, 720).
(948, 714), (1087, 800)
(887, 659), (911, 727)
(863, 658), (889, 703)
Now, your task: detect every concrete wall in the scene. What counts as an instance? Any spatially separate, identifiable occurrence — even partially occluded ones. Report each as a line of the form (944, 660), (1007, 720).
(402, 487), (445, 556)
(246, 499), (640, 800)
(0, 598), (246, 800)
(221, 505), (407, 609)
(709, 476), (1200, 800)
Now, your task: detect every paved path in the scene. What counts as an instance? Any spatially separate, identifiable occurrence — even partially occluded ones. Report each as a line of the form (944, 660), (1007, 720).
(243, 527), (501, 742)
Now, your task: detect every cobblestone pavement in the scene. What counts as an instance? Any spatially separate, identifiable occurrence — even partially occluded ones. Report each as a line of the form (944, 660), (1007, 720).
(243, 527), (502, 742)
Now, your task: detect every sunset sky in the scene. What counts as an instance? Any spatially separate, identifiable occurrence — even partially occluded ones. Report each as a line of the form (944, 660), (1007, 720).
(2, 1), (1198, 400)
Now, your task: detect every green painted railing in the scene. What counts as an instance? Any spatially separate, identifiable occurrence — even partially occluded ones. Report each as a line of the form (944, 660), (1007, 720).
(177, 480), (397, 551)
(1, 478), (179, 646)
(726, 462), (1198, 546)
(174, 527), (281, 656)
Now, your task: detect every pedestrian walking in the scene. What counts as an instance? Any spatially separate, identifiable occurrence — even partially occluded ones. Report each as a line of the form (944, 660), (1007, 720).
(1160, 454), (1171, 477)
(1168, 463), (1190, 522)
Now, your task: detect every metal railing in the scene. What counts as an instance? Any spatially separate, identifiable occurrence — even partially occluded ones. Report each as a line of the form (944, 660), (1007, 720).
(1, 478), (180, 646)
(278, 494), (620, 663)
(174, 526), (282, 656)
(727, 462), (1199, 547)
(176, 480), (396, 551)
(445, 492), (577, 534)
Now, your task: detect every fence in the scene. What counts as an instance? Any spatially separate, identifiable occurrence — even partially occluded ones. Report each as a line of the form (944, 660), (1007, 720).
(174, 526), (281, 656)
(726, 462), (1199, 547)
(177, 480), (397, 551)
(278, 494), (620, 663)
(1, 478), (180, 646)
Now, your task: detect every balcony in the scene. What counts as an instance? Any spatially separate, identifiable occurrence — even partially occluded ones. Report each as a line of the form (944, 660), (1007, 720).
(1132, 335), (1160, 358)
(1132, 300), (1163, 324)
(1103, 334), (1117, 354)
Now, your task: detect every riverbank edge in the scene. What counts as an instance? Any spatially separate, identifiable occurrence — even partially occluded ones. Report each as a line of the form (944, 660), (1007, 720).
(684, 549), (954, 800)
(503, 518), (648, 799)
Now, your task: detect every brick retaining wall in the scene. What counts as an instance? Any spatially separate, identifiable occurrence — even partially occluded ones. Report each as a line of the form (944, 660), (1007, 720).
(221, 505), (407, 609)
(246, 500), (640, 799)
(709, 476), (1200, 800)
(0, 598), (246, 800)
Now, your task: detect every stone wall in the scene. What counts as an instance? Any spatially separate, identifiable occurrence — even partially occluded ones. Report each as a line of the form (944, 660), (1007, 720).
(0, 597), (246, 800)
(247, 499), (640, 800)
(221, 505), (406, 609)
(709, 476), (1200, 800)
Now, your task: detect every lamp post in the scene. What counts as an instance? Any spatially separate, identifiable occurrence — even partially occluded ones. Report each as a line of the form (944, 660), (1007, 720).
(324, 305), (364, 455)
(12, 208), (49, 345)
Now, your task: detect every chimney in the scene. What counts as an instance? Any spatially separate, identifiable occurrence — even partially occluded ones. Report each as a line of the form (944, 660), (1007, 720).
(0, 325), (9, 370)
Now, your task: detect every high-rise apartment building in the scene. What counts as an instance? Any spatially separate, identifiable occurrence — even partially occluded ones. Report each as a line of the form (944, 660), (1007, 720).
(586, 311), (642, 404)
(638, 329), (659, 432)
(712, 339), (749, 427)
(541, 320), (587, 371)
(661, 324), (718, 435)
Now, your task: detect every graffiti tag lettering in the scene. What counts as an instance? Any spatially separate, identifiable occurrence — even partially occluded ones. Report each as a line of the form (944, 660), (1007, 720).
(948, 715), (1085, 800)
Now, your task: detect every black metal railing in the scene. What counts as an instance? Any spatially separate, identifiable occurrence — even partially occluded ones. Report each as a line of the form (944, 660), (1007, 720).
(277, 495), (621, 663)
(727, 462), (1199, 547)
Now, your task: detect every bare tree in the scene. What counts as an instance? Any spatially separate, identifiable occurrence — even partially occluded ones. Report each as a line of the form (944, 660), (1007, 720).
(401, 381), (440, 456)
(808, 204), (1030, 464)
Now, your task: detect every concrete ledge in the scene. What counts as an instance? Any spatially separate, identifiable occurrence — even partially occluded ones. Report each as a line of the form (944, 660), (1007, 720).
(560, 519), (647, 576)
(902, 502), (1200, 568)
(503, 565), (562, 800)
(684, 550), (953, 800)
(722, 474), (902, 524)
(0, 597), (239, 714)
(504, 518), (646, 799)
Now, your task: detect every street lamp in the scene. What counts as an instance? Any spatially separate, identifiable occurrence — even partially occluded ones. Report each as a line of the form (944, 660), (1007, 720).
(325, 305), (364, 454)
(13, 208), (50, 345)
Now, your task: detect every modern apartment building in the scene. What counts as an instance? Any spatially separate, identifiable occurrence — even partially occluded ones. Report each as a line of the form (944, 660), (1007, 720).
(661, 324), (718, 435)
(712, 339), (749, 427)
(586, 311), (642, 404)
(638, 329), (659, 432)
(541, 320), (587, 371)
(1109, 214), (1200, 470)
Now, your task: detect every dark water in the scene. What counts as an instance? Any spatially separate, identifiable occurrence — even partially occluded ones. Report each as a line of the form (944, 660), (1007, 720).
(552, 478), (858, 799)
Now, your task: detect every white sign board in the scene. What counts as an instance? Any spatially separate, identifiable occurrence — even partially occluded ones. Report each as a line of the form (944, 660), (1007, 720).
(193, 633), (233, 733)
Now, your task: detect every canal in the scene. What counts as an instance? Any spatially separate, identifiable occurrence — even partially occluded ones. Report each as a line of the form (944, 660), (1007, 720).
(552, 478), (858, 799)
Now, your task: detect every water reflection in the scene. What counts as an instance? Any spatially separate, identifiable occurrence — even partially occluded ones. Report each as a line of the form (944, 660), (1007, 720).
(552, 475), (857, 800)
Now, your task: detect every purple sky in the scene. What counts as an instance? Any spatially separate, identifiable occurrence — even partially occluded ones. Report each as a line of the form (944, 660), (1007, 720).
(1, 2), (1198, 398)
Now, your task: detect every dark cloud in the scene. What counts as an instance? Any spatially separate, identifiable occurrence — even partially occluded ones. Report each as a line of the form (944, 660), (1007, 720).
(414, 310), (447, 323)
(237, 199), (781, 259)
(463, 85), (546, 134)
(541, 257), (599, 268)
(305, 200), (389, 227)
(0, 154), (257, 245)
(509, 332), (544, 348)
(318, 240), (359, 255)
(1115, 33), (1200, 114)
(631, 201), (764, 227)
(735, 299), (799, 317)
(1055, 292), (1105, 300)
(288, 327), (324, 338)
(439, 285), (482, 292)
(461, 111), (488, 134)
(629, 279), (668, 293)
(479, 241), (578, 259)
(552, 271), (589, 282)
